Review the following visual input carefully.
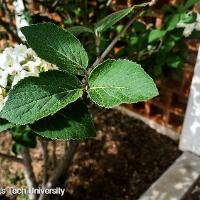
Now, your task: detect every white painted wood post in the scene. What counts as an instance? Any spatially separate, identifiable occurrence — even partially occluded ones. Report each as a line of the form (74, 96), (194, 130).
(138, 50), (200, 200)
(138, 152), (200, 200)
(179, 48), (200, 155)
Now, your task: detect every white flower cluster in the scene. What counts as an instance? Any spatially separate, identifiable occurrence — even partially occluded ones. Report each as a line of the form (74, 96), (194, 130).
(177, 13), (200, 37)
(0, 44), (56, 110)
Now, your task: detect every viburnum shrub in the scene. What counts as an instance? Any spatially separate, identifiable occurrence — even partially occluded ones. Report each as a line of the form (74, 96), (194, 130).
(0, 44), (56, 110)
(0, 24), (158, 140)
(0, 3), (158, 199)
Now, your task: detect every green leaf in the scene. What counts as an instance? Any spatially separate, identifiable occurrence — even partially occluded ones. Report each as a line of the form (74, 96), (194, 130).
(0, 118), (15, 132)
(88, 59), (158, 108)
(0, 71), (83, 125)
(166, 14), (180, 31)
(148, 29), (166, 43)
(95, 7), (133, 33)
(12, 143), (21, 155)
(177, 4), (186, 13)
(67, 26), (94, 36)
(21, 23), (88, 75)
(167, 56), (183, 68)
(185, 0), (199, 8)
(130, 36), (139, 46)
(30, 100), (96, 140)
(155, 51), (166, 67)
(115, 24), (124, 33)
(162, 39), (175, 52)
(132, 21), (146, 33)
(162, 5), (174, 13)
(180, 13), (197, 24)
(170, 29), (183, 41)
(11, 126), (37, 148)
(153, 65), (162, 77)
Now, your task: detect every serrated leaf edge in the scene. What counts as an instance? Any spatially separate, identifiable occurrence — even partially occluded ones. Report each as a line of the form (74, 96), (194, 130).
(88, 59), (159, 108)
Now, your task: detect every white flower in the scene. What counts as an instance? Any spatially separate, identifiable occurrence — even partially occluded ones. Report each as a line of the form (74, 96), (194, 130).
(13, 44), (27, 56)
(7, 63), (23, 75)
(41, 60), (58, 71)
(195, 22), (200, 31)
(11, 74), (22, 87)
(0, 48), (14, 69)
(183, 23), (196, 37)
(25, 59), (41, 74)
(0, 96), (8, 112)
(177, 12), (200, 37)
(195, 13), (200, 31)
(0, 95), (5, 111)
(12, 70), (38, 87)
(0, 54), (4, 69)
(177, 21), (186, 28)
(0, 87), (5, 95)
(13, 44), (28, 63)
(196, 13), (200, 23)
(195, 14), (200, 31)
(0, 87), (7, 111)
(20, 70), (36, 78)
(0, 70), (8, 88)
(0, 44), (57, 110)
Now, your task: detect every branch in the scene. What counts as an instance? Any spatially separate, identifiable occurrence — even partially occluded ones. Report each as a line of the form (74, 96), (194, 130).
(41, 140), (48, 188)
(0, 152), (23, 164)
(38, 141), (79, 200)
(92, 10), (143, 67)
(52, 141), (57, 168)
(0, 18), (22, 43)
(35, 0), (68, 20)
(106, 0), (112, 7)
(49, 141), (78, 186)
(2, 0), (14, 25)
(52, 0), (60, 9)
(95, 34), (101, 59)
(149, 0), (159, 6)
(92, 0), (157, 68)
(21, 146), (38, 200)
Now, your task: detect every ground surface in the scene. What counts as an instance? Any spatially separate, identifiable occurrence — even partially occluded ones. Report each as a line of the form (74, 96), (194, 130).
(64, 106), (181, 200)
(0, 106), (182, 200)
(186, 182), (200, 200)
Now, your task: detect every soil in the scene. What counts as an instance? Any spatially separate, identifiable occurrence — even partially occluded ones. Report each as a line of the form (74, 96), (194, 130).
(186, 182), (200, 200)
(0, 106), (182, 200)
(63, 106), (181, 200)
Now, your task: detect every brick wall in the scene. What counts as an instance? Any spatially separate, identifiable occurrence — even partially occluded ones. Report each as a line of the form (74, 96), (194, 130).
(123, 43), (199, 136)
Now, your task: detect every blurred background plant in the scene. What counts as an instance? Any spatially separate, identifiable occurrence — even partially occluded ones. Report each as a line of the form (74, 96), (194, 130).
(0, 0), (199, 78)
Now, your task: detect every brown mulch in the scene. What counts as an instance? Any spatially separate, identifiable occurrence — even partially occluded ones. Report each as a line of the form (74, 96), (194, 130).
(185, 180), (200, 200)
(63, 106), (181, 200)
(0, 106), (182, 200)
